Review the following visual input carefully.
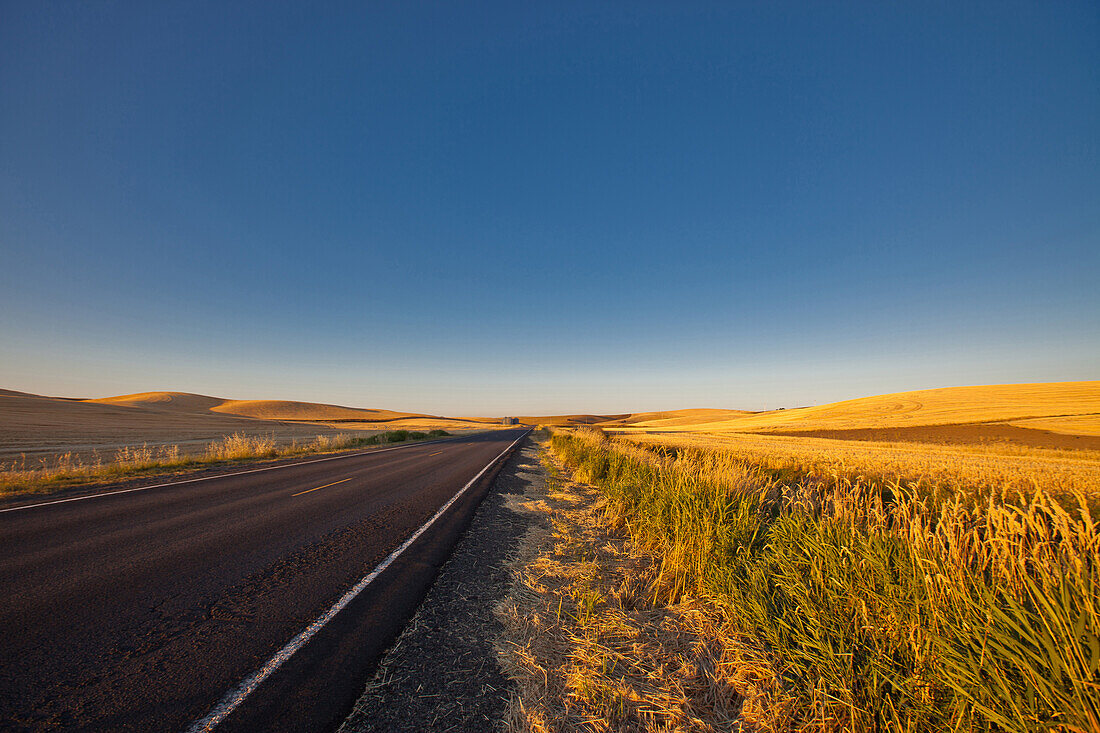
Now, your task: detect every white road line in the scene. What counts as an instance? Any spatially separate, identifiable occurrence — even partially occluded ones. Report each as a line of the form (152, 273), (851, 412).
(184, 430), (528, 733)
(0, 435), (476, 515)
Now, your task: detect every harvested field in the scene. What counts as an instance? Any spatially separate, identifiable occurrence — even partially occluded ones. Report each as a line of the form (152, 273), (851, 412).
(1009, 413), (1100, 437)
(606, 382), (1100, 434)
(764, 420), (1100, 451)
(0, 390), (339, 465)
(0, 389), (494, 467)
(86, 391), (433, 421)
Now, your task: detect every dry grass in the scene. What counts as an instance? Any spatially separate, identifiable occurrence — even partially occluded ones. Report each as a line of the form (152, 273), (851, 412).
(540, 426), (1100, 732)
(496, 439), (792, 732)
(0, 430), (450, 497)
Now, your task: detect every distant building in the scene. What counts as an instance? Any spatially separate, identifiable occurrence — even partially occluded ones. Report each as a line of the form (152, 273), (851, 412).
(502, 416), (519, 425)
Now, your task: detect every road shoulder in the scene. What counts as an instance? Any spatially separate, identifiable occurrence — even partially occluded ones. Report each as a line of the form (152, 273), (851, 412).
(338, 437), (545, 732)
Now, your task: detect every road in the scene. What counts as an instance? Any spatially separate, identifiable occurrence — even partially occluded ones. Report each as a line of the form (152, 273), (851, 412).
(0, 428), (528, 732)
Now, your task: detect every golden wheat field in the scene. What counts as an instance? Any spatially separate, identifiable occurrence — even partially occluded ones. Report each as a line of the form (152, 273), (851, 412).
(515, 383), (1100, 731)
(602, 381), (1100, 502)
(607, 381), (1100, 433)
(614, 430), (1100, 504)
(541, 418), (1100, 732)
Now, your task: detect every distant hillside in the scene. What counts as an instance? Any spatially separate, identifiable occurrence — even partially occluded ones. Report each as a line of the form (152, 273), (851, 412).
(85, 392), (430, 422)
(604, 408), (756, 428)
(88, 391), (229, 413)
(8, 381), (1097, 460)
(516, 409), (756, 427)
(515, 414), (630, 426)
(614, 382), (1100, 435)
(1, 389), (495, 464)
(213, 399), (428, 421)
(0, 389), (317, 463)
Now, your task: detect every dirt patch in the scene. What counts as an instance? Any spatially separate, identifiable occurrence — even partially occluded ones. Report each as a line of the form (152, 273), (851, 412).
(766, 421), (1100, 451)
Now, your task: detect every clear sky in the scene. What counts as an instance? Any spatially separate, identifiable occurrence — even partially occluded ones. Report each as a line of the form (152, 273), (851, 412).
(1, 1), (1097, 415)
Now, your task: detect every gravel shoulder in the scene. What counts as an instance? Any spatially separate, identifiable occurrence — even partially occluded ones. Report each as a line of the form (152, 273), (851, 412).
(338, 437), (548, 732)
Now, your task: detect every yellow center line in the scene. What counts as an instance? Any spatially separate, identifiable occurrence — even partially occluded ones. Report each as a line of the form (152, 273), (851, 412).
(291, 477), (352, 497)
(427, 451), (444, 457)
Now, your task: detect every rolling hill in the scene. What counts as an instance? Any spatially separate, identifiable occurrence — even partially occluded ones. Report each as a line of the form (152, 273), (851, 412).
(603, 408), (757, 428)
(633, 382), (1100, 433)
(1, 390), (490, 465)
(85, 392), (430, 422)
(6, 380), (1098, 464)
(598, 382), (1100, 450)
(0, 389), (338, 464)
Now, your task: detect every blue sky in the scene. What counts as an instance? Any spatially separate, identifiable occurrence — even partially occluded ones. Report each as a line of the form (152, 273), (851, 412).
(1, 1), (1097, 414)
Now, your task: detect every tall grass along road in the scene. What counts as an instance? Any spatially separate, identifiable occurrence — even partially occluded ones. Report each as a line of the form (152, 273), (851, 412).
(0, 428), (456, 498)
(0, 429), (527, 732)
(538, 427), (1099, 732)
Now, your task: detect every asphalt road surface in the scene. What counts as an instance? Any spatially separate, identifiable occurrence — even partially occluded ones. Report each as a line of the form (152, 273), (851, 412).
(0, 428), (528, 732)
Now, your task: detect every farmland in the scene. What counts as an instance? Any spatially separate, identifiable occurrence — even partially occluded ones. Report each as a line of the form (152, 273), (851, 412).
(499, 383), (1100, 732)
